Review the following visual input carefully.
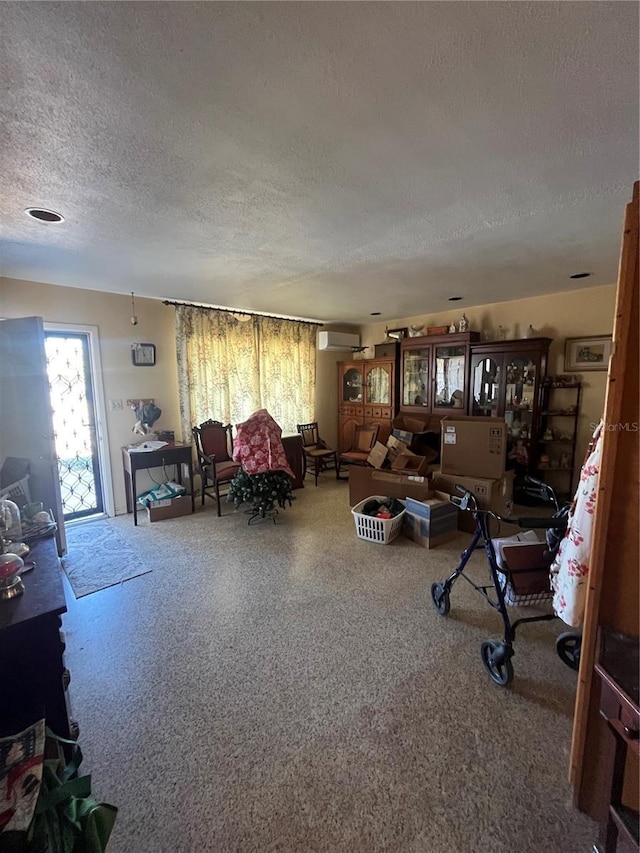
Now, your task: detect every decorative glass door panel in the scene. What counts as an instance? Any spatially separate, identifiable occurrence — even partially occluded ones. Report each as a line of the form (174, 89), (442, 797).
(402, 348), (430, 408)
(45, 332), (104, 520)
(471, 357), (501, 417)
(366, 365), (391, 405)
(433, 344), (467, 411)
(341, 366), (363, 404)
(504, 354), (537, 466)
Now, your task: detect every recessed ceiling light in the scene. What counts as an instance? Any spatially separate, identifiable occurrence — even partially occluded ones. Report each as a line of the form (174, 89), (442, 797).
(448, 296), (463, 302)
(370, 312), (381, 316)
(569, 272), (591, 279)
(25, 208), (64, 223)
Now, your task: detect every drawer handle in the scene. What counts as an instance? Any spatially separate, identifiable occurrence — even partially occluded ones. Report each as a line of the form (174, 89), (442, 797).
(623, 725), (639, 740)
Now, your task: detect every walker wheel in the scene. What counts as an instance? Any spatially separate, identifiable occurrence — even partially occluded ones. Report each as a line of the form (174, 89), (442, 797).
(556, 632), (582, 671)
(430, 582), (450, 616)
(480, 639), (514, 687)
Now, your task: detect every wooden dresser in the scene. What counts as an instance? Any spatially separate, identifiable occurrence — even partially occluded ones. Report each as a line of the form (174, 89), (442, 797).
(0, 535), (76, 744)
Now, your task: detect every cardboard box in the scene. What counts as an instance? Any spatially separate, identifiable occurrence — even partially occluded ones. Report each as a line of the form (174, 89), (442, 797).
(402, 492), (458, 548)
(405, 491), (457, 520)
(391, 453), (430, 476)
(147, 495), (192, 522)
(393, 414), (434, 434)
(367, 442), (389, 469)
(386, 435), (410, 464)
(440, 416), (507, 480)
(431, 470), (516, 534)
(391, 414), (438, 447)
(392, 428), (415, 445)
(348, 466), (432, 507)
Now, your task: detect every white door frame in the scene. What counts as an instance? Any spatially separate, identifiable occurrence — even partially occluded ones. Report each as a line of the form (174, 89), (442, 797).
(44, 322), (115, 518)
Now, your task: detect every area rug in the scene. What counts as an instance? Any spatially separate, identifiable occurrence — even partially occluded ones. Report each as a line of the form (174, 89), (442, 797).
(61, 519), (151, 598)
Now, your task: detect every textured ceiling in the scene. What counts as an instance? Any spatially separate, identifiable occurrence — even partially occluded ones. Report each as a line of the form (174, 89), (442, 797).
(1, 2), (637, 323)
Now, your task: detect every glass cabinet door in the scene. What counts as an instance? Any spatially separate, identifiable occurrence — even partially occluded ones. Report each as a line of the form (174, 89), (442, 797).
(402, 347), (430, 409)
(341, 365), (364, 403)
(504, 354), (537, 449)
(471, 356), (501, 416)
(433, 344), (467, 411)
(365, 364), (391, 406)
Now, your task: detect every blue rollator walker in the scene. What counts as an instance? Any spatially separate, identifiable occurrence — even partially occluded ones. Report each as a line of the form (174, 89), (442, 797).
(430, 476), (581, 687)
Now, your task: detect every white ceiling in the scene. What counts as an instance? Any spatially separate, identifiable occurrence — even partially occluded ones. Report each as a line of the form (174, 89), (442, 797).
(1, 2), (637, 324)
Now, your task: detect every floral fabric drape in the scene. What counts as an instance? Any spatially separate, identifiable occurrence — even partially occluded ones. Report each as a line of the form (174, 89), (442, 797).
(175, 305), (318, 441)
(550, 421), (603, 628)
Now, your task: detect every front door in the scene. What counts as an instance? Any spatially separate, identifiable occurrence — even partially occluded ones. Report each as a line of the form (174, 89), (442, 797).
(45, 331), (105, 521)
(0, 316), (67, 554)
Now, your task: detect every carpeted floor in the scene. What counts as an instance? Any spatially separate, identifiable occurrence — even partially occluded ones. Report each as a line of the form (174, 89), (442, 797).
(60, 479), (597, 852)
(62, 518), (151, 597)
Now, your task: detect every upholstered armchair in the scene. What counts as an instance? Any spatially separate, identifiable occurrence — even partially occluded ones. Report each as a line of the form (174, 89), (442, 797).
(337, 424), (379, 479)
(192, 420), (241, 516)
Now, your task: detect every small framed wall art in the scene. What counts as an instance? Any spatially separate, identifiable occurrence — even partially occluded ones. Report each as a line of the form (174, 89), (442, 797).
(564, 335), (612, 372)
(385, 327), (408, 342)
(131, 342), (156, 366)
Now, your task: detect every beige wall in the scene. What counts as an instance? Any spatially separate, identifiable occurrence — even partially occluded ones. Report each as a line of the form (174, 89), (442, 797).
(314, 325), (361, 450)
(1, 277), (180, 514)
(1, 276), (615, 510)
(358, 284), (617, 469)
(0, 276), (357, 510)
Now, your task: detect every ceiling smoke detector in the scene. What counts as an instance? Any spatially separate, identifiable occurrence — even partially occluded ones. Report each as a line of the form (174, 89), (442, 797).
(25, 208), (64, 223)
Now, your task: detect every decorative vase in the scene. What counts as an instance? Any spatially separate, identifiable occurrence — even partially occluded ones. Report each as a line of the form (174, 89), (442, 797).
(525, 324), (537, 338)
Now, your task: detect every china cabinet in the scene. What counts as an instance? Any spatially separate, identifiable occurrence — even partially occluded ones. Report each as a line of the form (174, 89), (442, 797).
(468, 338), (552, 480)
(400, 332), (480, 416)
(337, 358), (399, 451)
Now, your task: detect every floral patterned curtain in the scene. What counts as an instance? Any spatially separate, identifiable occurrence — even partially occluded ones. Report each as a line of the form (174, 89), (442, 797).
(175, 305), (318, 440)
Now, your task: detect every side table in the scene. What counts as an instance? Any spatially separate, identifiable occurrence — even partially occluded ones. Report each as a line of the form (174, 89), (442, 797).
(122, 442), (195, 525)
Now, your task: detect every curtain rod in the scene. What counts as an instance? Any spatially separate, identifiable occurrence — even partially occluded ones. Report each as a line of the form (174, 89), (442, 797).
(162, 299), (323, 327)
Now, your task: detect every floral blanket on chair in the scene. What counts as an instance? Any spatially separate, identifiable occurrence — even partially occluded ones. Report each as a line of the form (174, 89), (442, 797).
(232, 409), (295, 479)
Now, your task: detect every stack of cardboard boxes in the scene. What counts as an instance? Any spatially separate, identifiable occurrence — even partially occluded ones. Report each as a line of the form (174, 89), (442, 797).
(347, 414), (516, 546)
(432, 416), (514, 533)
(348, 416), (459, 549)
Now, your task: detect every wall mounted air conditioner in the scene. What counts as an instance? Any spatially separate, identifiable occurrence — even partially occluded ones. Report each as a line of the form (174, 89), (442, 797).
(317, 331), (360, 351)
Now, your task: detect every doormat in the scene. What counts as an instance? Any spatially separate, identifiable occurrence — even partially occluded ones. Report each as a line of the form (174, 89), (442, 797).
(61, 519), (151, 598)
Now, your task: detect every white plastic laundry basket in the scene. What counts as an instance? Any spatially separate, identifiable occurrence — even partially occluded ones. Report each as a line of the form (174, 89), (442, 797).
(351, 496), (406, 544)
(0, 476), (31, 508)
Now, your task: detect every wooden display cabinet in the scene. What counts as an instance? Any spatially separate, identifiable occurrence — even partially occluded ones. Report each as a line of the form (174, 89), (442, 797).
(468, 337), (552, 478)
(399, 332), (480, 416)
(337, 358), (398, 451)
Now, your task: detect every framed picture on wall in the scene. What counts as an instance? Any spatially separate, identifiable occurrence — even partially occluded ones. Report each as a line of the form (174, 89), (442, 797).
(564, 335), (612, 371)
(385, 327), (408, 342)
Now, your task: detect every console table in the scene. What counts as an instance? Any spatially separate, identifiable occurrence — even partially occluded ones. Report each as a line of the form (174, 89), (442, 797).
(122, 442), (195, 525)
(0, 535), (76, 747)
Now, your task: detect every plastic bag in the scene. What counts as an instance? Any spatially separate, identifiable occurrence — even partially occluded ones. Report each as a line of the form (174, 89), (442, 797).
(136, 481), (186, 508)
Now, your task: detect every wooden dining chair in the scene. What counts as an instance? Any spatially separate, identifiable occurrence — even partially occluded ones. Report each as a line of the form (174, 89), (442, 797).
(338, 424), (379, 479)
(192, 420), (241, 516)
(296, 422), (339, 486)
